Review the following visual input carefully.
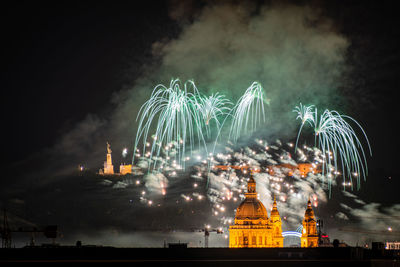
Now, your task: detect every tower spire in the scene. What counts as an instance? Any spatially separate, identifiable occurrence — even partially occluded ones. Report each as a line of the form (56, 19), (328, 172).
(301, 199), (318, 247)
(245, 174), (257, 198)
(271, 195), (279, 216)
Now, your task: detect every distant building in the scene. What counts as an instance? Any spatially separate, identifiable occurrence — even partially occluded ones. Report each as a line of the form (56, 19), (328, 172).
(99, 142), (139, 176)
(318, 233), (332, 247)
(229, 175), (323, 248)
(229, 176), (283, 248)
(103, 142), (114, 175)
(385, 241), (400, 250)
(119, 164), (132, 175)
(301, 199), (319, 247)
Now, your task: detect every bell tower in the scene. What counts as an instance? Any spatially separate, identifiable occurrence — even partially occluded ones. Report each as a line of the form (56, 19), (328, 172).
(301, 198), (318, 247)
(269, 196), (283, 247)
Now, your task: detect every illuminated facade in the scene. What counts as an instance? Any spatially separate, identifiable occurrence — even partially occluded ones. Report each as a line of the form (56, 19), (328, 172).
(119, 164), (132, 175)
(229, 176), (283, 248)
(301, 199), (319, 247)
(386, 241), (400, 250)
(103, 142), (114, 175)
(99, 142), (136, 175)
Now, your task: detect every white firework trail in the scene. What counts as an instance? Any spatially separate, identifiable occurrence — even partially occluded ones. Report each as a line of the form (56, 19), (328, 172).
(293, 103), (314, 153)
(197, 93), (232, 138)
(294, 104), (372, 194)
(207, 82), (269, 187)
(133, 79), (208, 171)
(228, 82), (268, 143)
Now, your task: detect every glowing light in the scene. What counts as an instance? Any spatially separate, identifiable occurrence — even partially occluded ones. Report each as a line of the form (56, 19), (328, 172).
(122, 148), (128, 157)
(294, 104), (372, 193)
(133, 79), (210, 171)
(282, 231), (302, 238)
(198, 93), (232, 137)
(228, 82), (268, 142)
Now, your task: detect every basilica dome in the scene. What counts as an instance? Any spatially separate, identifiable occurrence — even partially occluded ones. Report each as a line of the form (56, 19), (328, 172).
(229, 175), (284, 248)
(235, 197), (269, 220)
(234, 176), (269, 221)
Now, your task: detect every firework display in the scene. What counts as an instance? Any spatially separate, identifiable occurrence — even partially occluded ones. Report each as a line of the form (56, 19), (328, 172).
(133, 79), (269, 172)
(95, 79), (375, 245)
(133, 79), (208, 171)
(293, 104), (372, 193)
(133, 80), (371, 198)
(227, 82), (267, 143)
(197, 93), (232, 138)
(114, 138), (331, 234)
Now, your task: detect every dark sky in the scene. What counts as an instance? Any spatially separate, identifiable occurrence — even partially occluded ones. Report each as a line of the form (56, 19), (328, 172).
(2, 1), (177, 164)
(2, 0), (400, 203)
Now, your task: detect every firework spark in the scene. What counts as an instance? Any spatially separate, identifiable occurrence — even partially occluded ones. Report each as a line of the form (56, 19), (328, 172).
(293, 103), (314, 153)
(294, 104), (372, 193)
(133, 79), (208, 171)
(228, 82), (268, 143)
(197, 93), (232, 138)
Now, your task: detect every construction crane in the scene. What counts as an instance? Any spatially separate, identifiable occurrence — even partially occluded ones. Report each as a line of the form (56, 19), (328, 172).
(195, 226), (224, 248)
(1, 209), (11, 248)
(1, 209), (58, 247)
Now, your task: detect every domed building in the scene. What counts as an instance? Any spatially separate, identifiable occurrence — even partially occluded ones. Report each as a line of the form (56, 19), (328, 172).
(229, 176), (283, 248)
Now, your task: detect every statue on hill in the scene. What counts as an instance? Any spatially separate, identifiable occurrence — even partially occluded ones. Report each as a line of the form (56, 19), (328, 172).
(107, 142), (112, 154)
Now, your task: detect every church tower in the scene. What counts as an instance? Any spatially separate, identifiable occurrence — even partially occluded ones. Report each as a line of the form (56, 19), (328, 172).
(103, 142), (114, 175)
(229, 175), (283, 248)
(270, 196), (284, 247)
(301, 199), (318, 247)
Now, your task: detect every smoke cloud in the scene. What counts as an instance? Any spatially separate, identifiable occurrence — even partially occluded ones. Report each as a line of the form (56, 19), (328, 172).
(53, 1), (349, 174)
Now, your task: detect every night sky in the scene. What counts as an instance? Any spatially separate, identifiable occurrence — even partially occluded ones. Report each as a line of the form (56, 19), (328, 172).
(2, 0), (400, 247)
(3, 1), (175, 162)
